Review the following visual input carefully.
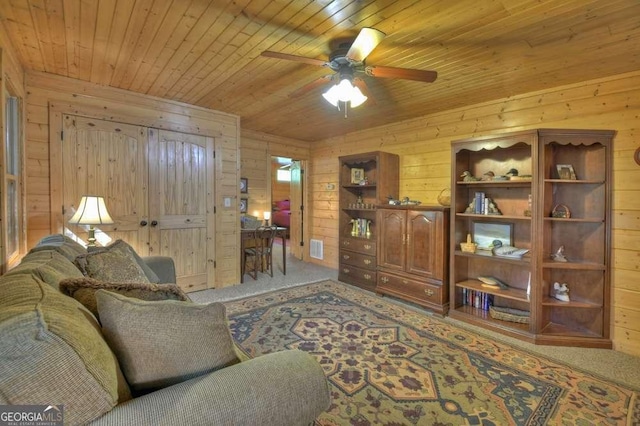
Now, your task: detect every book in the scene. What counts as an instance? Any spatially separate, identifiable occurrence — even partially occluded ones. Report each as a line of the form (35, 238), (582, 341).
(474, 192), (485, 214)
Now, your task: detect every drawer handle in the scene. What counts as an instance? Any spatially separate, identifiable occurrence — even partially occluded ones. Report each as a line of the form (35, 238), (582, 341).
(424, 289), (434, 297)
(363, 259), (371, 265)
(343, 268), (350, 274)
(364, 274), (372, 280)
(343, 240), (350, 246)
(402, 280), (408, 284)
(364, 244), (372, 250)
(381, 276), (389, 283)
(343, 254), (350, 260)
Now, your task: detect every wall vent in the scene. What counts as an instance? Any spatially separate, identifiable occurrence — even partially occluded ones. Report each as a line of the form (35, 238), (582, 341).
(310, 239), (324, 260)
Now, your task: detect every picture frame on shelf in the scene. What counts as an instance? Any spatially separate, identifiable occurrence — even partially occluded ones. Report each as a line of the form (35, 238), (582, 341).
(240, 177), (248, 193)
(350, 168), (364, 184)
(240, 198), (248, 213)
(472, 221), (513, 250)
(556, 164), (577, 180)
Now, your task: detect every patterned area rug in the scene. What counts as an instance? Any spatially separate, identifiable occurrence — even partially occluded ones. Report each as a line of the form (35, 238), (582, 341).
(225, 280), (639, 425)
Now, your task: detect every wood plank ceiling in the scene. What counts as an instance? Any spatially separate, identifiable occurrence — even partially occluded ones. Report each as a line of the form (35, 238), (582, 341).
(1, 0), (639, 142)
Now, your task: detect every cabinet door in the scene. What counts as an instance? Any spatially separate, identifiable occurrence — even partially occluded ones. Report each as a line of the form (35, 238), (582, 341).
(61, 115), (149, 254)
(406, 210), (441, 279)
(377, 209), (406, 271)
(148, 129), (215, 293)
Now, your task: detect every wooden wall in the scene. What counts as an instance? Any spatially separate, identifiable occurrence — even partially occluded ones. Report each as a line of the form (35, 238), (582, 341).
(24, 71), (241, 286)
(308, 70), (640, 357)
(240, 129), (310, 218)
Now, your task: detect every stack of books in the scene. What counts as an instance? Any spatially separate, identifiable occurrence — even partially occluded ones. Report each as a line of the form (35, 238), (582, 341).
(462, 288), (493, 311)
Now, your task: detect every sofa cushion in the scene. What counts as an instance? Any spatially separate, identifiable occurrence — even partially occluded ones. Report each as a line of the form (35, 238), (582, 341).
(0, 273), (131, 425)
(29, 234), (87, 262)
(75, 240), (151, 283)
(5, 250), (83, 290)
(96, 290), (240, 395)
(59, 277), (190, 320)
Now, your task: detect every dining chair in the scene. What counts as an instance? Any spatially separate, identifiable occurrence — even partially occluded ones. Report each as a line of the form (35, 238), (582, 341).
(243, 225), (277, 280)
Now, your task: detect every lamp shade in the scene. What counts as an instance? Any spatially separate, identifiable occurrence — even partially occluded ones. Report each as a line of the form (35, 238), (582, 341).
(322, 78), (368, 108)
(68, 196), (114, 225)
(263, 211), (272, 221)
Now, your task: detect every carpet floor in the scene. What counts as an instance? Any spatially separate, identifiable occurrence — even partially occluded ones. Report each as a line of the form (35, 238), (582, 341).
(224, 280), (640, 426)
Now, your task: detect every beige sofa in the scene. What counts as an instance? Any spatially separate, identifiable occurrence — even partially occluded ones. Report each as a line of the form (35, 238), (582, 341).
(0, 235), (330, 425)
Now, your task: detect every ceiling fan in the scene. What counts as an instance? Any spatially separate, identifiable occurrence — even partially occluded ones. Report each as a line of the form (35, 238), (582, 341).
(261, 28), (438, 107)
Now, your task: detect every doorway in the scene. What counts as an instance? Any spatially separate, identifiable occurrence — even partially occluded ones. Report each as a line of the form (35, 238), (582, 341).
(270, 156), (305, 260)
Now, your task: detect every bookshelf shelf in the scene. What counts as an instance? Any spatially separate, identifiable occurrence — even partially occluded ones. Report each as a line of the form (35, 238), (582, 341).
(455, 279), (529, 302)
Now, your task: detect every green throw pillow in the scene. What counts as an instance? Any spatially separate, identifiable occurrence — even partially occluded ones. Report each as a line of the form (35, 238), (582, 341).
(96, 290), (240, 395)
(60, 277), (190, 320)
(75, 240), (150, 283)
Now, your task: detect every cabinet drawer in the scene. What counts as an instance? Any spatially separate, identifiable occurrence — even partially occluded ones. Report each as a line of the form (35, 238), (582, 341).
(339, 263), (377, 290)
(341, 238), (376, 255)
(377, 271), (445, 313)
(340, 249), (376, 270)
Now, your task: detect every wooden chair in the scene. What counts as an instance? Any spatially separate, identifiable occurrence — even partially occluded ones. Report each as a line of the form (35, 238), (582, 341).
(243, 225), (277, 280)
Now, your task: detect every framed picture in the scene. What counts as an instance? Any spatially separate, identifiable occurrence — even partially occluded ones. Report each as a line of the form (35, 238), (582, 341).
(556, 164), (577, 180)
(240, 198), (248, 213)
(240, 177), (248, 193)
(473, 221), (513, 250)
(350, 168), (364, 184)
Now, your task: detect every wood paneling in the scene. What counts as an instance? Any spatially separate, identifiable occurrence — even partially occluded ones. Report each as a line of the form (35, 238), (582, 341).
(308, 70), (640, 357)
(2, 1), (640, 142)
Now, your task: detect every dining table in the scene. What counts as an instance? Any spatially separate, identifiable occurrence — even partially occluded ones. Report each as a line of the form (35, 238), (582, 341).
(240, 226), (287, 283)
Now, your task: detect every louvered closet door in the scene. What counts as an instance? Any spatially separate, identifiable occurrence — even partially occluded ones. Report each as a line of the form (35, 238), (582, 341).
(62, 115), (149, 253)
(148, 129), (215, 292)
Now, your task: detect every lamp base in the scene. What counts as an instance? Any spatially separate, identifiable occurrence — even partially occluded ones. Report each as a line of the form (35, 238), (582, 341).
(87, 226), (97, 247)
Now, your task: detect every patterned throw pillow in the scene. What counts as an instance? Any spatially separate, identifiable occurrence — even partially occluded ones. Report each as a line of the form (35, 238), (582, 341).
(75, 240), (150, 283)
(60, 277), (190, 320)
(96, 290), (240, 395)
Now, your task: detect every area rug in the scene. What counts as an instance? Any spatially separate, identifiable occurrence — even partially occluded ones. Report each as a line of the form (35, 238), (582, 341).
(225, 280), (640, 425)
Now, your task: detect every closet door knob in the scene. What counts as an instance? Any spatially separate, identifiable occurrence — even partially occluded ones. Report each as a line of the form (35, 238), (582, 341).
(140, 220), (148, 227)
(151, 220), (158, 227)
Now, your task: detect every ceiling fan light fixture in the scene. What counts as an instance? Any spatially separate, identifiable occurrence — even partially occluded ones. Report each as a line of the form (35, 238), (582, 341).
(322, 78), (367, 108)
(349, 86), (367, 107)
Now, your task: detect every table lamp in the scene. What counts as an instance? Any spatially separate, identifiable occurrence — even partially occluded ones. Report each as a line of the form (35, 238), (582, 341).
(263, 211), (271, 226)
(68, 195), (114, 247)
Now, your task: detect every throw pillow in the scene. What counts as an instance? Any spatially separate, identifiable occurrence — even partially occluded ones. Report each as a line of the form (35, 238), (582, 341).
(96, 290), (240, 395)
(75, 240), (150, 283)
(102, 239), (161, 283)
(59, 277), (190, 320)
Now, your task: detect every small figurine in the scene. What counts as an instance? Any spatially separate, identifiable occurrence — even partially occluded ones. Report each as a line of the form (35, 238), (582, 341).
(551, 246), (568, 262)
(482, 171), (495, 181)
(506, 168), (519, 177)
(387, 195), (400, 205)
(553, 282), (570, 302)
(460, 171), (479, 182)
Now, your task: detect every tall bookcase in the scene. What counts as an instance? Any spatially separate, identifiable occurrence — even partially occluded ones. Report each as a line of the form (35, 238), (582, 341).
(338, 152), (399, 291)
(449, 129), (614, 348)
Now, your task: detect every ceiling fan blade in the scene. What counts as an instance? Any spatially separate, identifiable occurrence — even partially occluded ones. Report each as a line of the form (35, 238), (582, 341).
(288, 75), (334, 98)
(261, 51), (329, 67)
(365, 65), (438, 83)
(346, 28), (386, 62)
(353, 78), (376, 105)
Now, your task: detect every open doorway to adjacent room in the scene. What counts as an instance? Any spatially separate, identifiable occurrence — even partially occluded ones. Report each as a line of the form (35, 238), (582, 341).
(270, 156), (305, 261)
